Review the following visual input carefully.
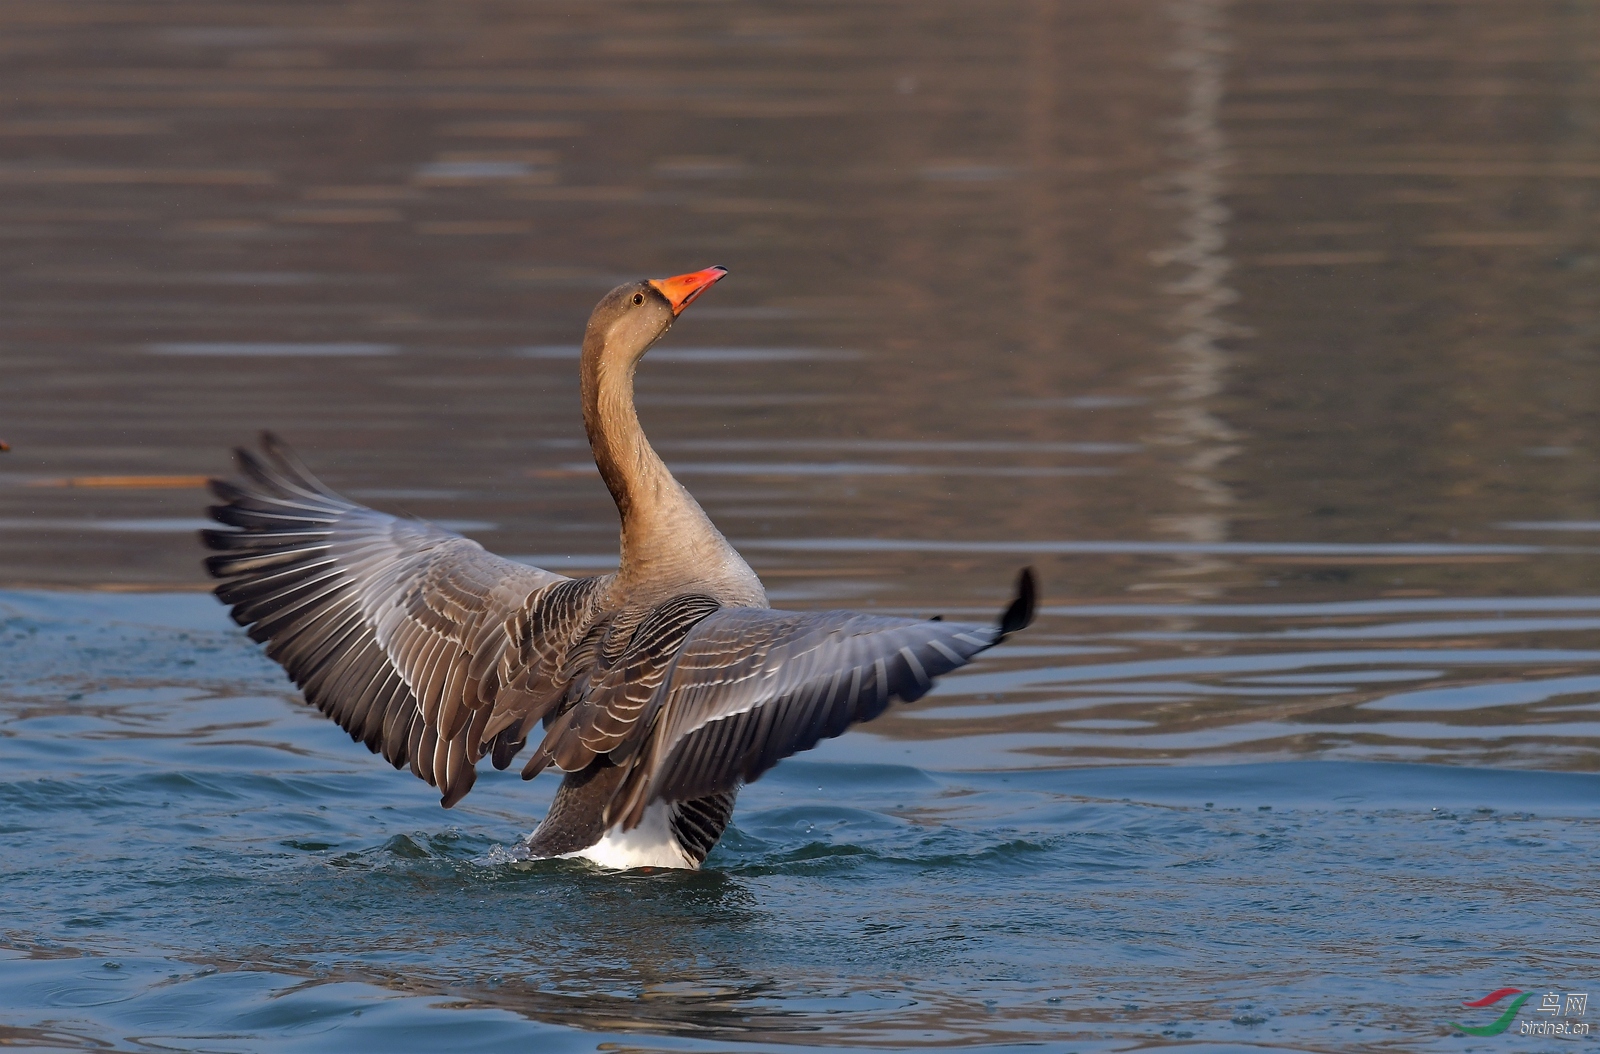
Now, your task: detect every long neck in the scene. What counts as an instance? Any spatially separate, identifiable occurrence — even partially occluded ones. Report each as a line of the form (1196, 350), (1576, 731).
(580, 333), (756, 598)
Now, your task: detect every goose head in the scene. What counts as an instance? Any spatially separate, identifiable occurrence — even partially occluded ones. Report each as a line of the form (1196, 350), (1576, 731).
(583, 265), (728, 367)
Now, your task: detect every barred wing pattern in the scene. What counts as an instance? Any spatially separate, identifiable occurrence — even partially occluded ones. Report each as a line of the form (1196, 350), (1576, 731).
(611, 578), (1033, 828)
(202, 433), (590, 807)
(524, 593), (723, 779)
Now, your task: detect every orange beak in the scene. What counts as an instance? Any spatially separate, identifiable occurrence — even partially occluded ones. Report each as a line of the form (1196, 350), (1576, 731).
(648, 265), (728, 316)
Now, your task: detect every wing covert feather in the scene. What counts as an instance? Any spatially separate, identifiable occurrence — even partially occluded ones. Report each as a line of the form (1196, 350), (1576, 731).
(524, 593), (723, 778)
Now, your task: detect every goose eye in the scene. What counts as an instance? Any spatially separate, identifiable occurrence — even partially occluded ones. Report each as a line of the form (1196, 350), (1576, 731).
(632, 293), (644, 306)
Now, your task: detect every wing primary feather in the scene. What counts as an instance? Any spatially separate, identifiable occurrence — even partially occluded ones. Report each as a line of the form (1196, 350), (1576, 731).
(379, 677), (417, 767)
(899, 646), (930, 691)
(412, 718), (435, 783)
(998, 567), (1037, 638)
(491, 727), (526, 770)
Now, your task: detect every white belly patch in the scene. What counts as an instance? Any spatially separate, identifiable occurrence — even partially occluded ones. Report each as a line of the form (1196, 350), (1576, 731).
(558, 800), (696, 870)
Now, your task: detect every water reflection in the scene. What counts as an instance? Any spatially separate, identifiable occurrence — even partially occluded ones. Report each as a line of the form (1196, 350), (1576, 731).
(148, 342), (399, 356)
(1148, 0), (1242, 596)
(6, 0), (1598, 593)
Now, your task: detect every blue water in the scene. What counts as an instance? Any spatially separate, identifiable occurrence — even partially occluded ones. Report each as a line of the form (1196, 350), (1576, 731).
(3, 590), (1597, 1052)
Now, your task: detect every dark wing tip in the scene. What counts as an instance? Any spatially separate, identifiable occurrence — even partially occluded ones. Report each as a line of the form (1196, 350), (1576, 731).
(259, 431), (294, 471)
(440, 770), (476, 809)
(521, 747), (554, 781)
(997, 567), (1036, 639)
(198, 527), (242, 551)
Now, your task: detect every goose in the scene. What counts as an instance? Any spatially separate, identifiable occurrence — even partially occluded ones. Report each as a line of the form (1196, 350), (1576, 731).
(202, 266), (1035, 870)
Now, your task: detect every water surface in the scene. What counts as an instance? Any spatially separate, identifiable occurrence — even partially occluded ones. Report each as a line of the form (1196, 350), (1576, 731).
(3, 590), (1599, 1052)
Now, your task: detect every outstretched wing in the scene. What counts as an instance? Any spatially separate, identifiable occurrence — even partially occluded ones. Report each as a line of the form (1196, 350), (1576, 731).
(202, 433), (606, 807)
(611, 571), (1035, 826)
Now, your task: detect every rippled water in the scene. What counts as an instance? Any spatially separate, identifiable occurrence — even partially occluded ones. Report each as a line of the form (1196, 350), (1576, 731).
(3, 0), (1600, 1050)
(3, 590), (1599, 1052)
